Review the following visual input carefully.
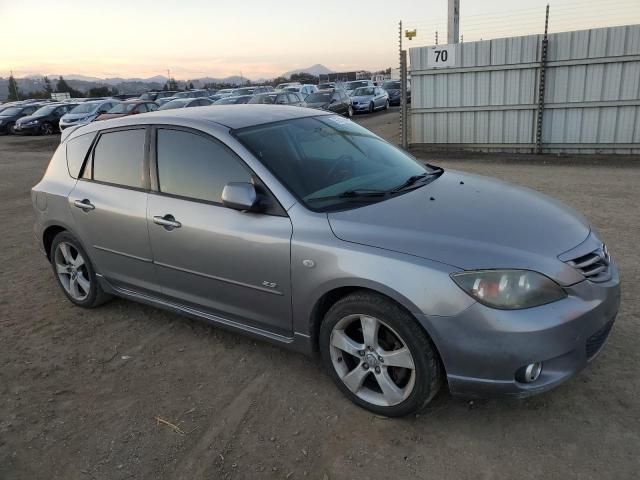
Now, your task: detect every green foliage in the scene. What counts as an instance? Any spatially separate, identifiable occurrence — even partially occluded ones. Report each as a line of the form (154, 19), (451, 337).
(290, 72), (319, 85)
(44, 76), (52, 94)
(7, 75), (22, 101)
(271, 76), (289, 87)
(168, 78), (179, 90)
(188, 81), (195, 89)
(56, 76), (84, 97)
(87, 86), (118, 97)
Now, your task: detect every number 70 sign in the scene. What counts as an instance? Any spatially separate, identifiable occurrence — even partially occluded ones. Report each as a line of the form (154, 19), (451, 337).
(426, 45), (456, 68)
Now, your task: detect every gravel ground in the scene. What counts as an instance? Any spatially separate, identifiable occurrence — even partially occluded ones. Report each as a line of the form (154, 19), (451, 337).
(1, 112), (639, 480)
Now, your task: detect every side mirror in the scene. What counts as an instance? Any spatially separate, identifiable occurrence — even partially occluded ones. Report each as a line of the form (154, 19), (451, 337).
(221, 182), (258, 211)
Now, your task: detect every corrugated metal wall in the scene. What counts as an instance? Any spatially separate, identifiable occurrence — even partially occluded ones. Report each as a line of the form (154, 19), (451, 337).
(409, 25), (640, 153)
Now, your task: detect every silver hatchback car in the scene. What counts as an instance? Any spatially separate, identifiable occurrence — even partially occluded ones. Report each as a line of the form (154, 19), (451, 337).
(32, 106), (620, 417)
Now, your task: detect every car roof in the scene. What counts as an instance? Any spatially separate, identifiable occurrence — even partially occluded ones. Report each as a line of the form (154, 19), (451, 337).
(69, 105), (331, 134)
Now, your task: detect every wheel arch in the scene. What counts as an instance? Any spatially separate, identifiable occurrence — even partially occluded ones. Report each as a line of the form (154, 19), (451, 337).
(307, 283), (444, 365)
(43, 225), (67, 260)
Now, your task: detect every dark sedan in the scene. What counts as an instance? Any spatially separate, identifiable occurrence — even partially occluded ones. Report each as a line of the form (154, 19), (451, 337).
(304, 90), (353, 117)
(13, 103), (78, 135)
(382, 80), (410, 106)
(0, 104), (43, 134)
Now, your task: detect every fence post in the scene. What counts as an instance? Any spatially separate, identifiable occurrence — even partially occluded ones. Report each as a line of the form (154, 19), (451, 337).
(400, 50), (408, 149)
(535, 4), (550, 154)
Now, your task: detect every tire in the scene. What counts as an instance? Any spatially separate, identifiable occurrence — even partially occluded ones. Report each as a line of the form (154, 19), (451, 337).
(346, 105), (353, 118)
(40, 122), (54, 135)
(50, 232), (111, 308)
(384, 99), (389, 110)
(320, 291), (441, 417)
(369, 102), (374, 114)
(6, 122), (16, 135)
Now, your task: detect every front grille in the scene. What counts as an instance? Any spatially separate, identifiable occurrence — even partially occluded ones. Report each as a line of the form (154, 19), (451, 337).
(586, 320), (614, 359)
(565, 245), (610, 282)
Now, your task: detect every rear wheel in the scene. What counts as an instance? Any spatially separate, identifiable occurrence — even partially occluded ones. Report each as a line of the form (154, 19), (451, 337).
(6, 122), (16, 135)
(369, 102), (374, 113)
(384, 99), (389, 110)
(50, 232), (111, 308)
(320, 291), (441, 417)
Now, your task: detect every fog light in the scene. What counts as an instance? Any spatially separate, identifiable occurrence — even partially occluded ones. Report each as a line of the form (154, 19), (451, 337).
(517, 362), (543, 383)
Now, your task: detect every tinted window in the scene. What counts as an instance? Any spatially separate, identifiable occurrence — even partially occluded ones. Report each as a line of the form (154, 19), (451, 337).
(136, 103), (148, 113)
(66, 132), (97, 178)
(287, 94), (299, 103)
(93, 129), (146, 188)
(156, 129), (250, 203)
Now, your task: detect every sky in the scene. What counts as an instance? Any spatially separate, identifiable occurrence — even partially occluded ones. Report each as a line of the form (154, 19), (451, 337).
(1, 0), (638, 80)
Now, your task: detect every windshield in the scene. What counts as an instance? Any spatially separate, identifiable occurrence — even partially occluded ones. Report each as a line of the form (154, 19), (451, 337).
(70, 103), (99, 114)
(232, 88), (255, 95)
(0, 107), (24, 116)
(158, 99), (189, 110)
(174, 92), (191, 98)
(248, 94), (278, 104)
(305, 92), (332, 103)
(234, 116), (434, 211)
(32, 105), (57, 116)
(354, 87), (374, 96)
(346, 81), (368, 90)
(318, 83), (334, 89)
(108, 103), (137, 114)
(139, 93), (155, 100)
(383, 81), (400, 90)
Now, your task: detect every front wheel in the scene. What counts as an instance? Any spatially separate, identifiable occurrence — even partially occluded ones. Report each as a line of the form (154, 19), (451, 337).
(346, 105), (353, 118)
(320, 291), (441, 417)
(369, 102), (374, 114)
(384, 99), (389, 110)
(40, 122), (54, 135)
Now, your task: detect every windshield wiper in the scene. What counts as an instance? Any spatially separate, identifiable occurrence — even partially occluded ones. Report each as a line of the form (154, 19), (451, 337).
(306, 189), (390, 203)
(390, 167), (444, 192)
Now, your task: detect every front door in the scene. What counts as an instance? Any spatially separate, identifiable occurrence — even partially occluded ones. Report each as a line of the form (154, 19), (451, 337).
(68, 127), (157, 292)
(147, 127), (293, 336)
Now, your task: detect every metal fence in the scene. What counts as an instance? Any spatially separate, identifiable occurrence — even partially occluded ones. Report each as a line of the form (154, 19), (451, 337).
(409, 24), (640, 153)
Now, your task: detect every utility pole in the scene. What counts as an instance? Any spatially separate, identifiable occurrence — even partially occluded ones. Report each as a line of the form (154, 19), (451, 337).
(448, 0), (460, 44)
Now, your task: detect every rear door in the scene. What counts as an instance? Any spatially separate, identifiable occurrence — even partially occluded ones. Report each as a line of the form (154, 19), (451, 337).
(68, 127), (158, 292)
(147, 127), (293, 335)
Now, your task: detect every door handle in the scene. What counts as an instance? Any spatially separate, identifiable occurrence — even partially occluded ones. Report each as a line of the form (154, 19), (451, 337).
(153, 214), (181, 230)
(73, 199), (95, 211)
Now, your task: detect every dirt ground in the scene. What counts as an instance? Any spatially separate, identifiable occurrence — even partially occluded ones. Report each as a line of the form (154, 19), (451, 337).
(1, 110), (639, 480)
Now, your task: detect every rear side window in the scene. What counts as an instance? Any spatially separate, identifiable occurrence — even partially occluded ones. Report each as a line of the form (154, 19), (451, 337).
(66, 132), (97, 178)
(92, 129), (146, 188)
(156, 129), (250, 203)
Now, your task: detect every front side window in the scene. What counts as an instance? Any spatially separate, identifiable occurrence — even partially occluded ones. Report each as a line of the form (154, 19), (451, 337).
(235, 116), (433, 211)
(156, 129), (251, 203)
(92, 129), (146, 188)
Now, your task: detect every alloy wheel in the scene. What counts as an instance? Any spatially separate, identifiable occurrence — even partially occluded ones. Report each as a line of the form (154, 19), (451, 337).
(329, 314), (416, 407)
(54, 242), (91, 301)
(41, 123), (53, 135)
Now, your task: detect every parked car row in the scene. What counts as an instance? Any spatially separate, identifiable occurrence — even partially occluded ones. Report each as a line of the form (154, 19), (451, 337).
(0, 79), (408, 136)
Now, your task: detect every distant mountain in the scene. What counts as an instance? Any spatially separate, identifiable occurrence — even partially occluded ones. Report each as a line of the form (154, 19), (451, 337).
(282, 64), (334, 78)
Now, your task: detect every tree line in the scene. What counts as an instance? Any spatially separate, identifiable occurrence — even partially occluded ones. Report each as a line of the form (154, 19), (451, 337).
(6, 74), (118, 102)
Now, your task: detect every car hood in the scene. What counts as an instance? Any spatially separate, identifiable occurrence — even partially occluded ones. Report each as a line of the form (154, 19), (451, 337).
(95, 113), (126, 120)
(16, 114), (41, 123)
(62, 112), (96, 121)
(327, 170), (590, 285)
(351, 95), (374, 102)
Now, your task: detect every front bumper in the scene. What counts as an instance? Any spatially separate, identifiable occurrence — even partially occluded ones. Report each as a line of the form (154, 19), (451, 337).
(13, 123), (40, 134)
(418, 263), (621, 398)
(351, 102), (372, 112)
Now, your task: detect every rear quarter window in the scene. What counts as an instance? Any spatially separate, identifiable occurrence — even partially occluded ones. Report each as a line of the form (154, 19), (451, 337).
(66, 131), (97, 178)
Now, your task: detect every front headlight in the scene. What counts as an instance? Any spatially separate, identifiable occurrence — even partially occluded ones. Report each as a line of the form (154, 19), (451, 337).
(451, 270), (566, 309)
